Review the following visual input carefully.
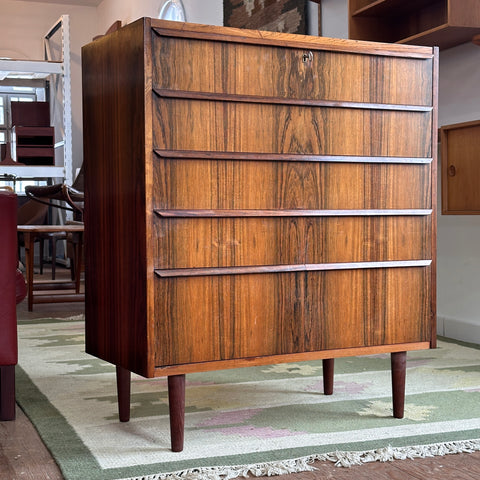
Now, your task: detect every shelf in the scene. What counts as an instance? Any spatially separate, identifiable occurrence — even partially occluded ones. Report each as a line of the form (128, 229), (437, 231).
(12, 125), (55, 166)
(0, 165), (64, 178)
(0, 59), (62, 81)
(352, 0), (440, 18)
(349, 0), (480, 50)
(399, 25), (480, 50)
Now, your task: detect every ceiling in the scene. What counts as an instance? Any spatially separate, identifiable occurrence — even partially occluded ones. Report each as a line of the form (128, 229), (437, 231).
(14, 0), (102, 6)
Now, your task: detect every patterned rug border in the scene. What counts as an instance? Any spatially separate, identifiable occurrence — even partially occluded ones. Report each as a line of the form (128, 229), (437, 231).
(15, 319), (480, 480)
(117, 439), (480, 480)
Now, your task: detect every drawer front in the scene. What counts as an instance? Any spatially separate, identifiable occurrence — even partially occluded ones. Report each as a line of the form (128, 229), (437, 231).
(152, 34), (433, 106)
(153, 159), (431, 210)
(154, 267), (431, 366)
(153, 216), (431, 269)
(153, 98), (432, 157)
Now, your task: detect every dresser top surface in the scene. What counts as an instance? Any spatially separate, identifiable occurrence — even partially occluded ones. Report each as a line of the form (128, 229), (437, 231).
(147, 18), (435, 59)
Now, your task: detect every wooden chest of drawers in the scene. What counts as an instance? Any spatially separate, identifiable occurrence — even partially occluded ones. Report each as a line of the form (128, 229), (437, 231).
(82, 18), (438, 451)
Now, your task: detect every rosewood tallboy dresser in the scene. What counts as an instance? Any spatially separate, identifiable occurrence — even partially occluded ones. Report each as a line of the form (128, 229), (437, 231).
(82, 18), (438, 452)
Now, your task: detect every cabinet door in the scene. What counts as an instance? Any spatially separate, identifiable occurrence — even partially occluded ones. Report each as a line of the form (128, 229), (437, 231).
(441, 120), (480, 214)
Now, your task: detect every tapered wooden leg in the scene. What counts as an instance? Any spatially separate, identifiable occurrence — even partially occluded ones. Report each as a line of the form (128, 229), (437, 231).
(24, 232), (34, 312)
(116, 365), (131, 422)
(39, 238), (44, 275)
(0, 365), (16, 421)
(168, 374), (185, 452)
(391, 351), (406, 419)
(74, 234), (83, 294)
(51, 237), (57, 280)
(322, 358), (334, 395)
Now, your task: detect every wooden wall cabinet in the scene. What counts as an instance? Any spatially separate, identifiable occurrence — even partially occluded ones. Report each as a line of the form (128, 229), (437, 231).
(349, 0), (480, 50)
(441, 120), (480, 214)
(82, 19), (438, 451)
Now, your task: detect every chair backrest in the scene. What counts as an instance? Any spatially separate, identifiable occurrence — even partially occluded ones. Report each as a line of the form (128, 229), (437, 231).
(17, 200), (48, 225)
(72, 163), (84, 192)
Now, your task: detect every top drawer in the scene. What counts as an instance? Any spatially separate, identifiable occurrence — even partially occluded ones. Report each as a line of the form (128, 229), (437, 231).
(151, 32), (433, 106)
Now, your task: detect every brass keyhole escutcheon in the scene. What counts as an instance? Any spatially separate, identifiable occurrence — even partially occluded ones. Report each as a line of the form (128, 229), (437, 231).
(302, 51), (313, 63)
(448, 165), (456, 177)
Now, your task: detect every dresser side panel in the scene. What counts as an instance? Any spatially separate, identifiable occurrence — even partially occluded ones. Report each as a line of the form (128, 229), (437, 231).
(82, 19), (150, 376)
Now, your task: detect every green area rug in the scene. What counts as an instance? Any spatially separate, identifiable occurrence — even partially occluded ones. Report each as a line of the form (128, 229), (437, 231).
(16, 317), (480, 480)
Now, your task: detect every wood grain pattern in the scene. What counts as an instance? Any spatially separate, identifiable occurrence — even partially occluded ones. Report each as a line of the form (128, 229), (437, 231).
(152, 216), (431, 269)
(152, 33), (432, 105)
(82, 18), (151, 376)
(153, 160), (432, 210)
(153, 99), (432, 157)
(153, 267), (431, 366)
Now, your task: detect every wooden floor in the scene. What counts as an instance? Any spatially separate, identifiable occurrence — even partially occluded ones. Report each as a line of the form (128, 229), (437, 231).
(1, 266), (480, 479)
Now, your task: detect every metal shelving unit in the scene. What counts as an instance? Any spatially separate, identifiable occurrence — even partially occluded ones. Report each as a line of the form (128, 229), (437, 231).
(0, 15), (72, 186)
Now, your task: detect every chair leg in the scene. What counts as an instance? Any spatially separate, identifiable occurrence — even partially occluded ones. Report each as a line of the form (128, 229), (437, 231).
(51, 238), (57, 280)
(0, 365), (16, 421)
(39, 238), (44, 275)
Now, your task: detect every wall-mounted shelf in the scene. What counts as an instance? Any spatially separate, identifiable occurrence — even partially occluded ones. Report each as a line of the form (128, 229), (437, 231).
(441, 119), (480, 215)
(349, 0), (480, 50)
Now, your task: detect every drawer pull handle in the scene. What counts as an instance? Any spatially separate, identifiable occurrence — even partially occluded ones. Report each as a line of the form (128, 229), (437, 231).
(302, 51), (313, 63)
(448, 165), (456, 176)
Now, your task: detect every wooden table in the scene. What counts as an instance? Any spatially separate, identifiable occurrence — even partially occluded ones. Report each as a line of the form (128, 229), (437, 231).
(17, 224), (84, 311)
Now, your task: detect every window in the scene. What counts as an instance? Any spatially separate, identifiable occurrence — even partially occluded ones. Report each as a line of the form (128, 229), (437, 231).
(0, 96), (5, 125)
(0, 96), (6, 145)
(11, 95), (35, 102)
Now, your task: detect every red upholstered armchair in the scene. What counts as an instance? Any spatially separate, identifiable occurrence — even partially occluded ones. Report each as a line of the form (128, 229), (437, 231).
(0, 190), (26, 421)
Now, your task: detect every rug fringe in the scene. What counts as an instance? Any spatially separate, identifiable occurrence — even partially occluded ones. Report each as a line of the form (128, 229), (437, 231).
(117, 438), (480, 480)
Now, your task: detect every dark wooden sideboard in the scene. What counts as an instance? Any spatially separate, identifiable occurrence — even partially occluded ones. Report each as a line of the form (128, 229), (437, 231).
(82, 18), (438, 452)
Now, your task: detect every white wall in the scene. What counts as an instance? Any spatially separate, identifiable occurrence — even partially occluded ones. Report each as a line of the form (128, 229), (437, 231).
(0, 1), (98, 176)
(95, 0), (222, 34)
(321, 0), (348, 39)
(437, 42), (480, 344)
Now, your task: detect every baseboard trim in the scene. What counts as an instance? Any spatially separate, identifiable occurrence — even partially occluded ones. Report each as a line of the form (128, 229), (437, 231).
(437, 316), (480, 345)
